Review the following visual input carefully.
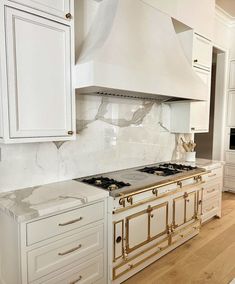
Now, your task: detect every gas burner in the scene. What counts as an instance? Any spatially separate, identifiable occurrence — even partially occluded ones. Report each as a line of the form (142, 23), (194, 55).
(159, 163), (197, 171)
(138, 163), (197, 176)
(82, 176), (131, 191)
(138, 166), (180, 176)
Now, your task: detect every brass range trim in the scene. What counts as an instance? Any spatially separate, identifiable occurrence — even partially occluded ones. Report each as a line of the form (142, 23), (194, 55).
(173, 190), (198, 229)
(113, 219), (124, 262)
(118, 171), (207, 199)
(113, 236), (169, 280)
(125, 202), (169, 254)
(113, 219), (201, 280)
(114, 180), (205, 215)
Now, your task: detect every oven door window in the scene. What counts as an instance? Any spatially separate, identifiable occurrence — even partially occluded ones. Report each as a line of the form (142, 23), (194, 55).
(230, 128), (235, 150)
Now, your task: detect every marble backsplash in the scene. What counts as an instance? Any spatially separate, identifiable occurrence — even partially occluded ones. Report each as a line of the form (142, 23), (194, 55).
(0, 94), (188, 193)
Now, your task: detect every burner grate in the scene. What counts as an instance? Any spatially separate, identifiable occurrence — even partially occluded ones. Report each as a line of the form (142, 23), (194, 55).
(82, 176), (131, 191)
(138, 163), (197, 176)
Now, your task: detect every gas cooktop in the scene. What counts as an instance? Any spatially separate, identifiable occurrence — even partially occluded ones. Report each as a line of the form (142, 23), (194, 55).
(76, 162), (205, 197)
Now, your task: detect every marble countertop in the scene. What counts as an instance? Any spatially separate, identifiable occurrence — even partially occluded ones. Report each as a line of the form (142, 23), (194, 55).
(171, 158), (224, 170)
(0, 180), (108, 223)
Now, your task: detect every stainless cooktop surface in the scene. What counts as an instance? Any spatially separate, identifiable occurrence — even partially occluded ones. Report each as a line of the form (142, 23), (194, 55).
(75, 162), (206, 197)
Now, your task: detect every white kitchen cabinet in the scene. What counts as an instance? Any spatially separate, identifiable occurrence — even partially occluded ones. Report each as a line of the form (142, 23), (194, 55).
(192, 33), (212, 71)
(0, 1), (75, 143)
(0, 200), (107, 284)
(227, 91), (235, 126)
(201, 164), (223, 223)
(8, 0), (71, 19)
(170, 68), (211, 133)
(229, 61), (235, 89)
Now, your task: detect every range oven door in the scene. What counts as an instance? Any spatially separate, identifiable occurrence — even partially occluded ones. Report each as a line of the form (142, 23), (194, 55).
(126, 202), (169, 253)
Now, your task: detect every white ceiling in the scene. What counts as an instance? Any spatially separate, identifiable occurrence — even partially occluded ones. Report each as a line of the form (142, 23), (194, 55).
(216, 0), (235, 17)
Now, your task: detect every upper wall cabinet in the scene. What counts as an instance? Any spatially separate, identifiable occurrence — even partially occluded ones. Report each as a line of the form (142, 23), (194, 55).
(0, 1), (75, 143)
(170, 68), (211, 133)
(192, 33), (212, 71)
(227, 91), (235, 127)
(8, 0), (71, 19)
(170, 32), (212, 133)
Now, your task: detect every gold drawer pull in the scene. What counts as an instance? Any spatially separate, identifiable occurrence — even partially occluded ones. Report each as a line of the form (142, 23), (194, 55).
(207, 188), (216, 194)
(208, 173), (216, 178)
(58, 217), (83, 226)
(70, 275), (82, 284)
(58, 244), (82, 256)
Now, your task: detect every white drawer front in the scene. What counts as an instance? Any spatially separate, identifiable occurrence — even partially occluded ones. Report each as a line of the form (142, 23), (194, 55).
(37, 253), (104, 284)
(8, 0), (71, 19)
(224, 177), (235, 189)
(225, 151), (235, 164)
(224, 165), (235, 177)
(203, 167), (222, 182)
(28, 224), (104, 282)
(202, 198), (219, 215)
(203, 182), (220, 201)
(27, 201), (104, 245)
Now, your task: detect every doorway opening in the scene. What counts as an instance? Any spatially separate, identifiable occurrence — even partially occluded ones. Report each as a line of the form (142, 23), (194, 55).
(195, 47), (227, 160)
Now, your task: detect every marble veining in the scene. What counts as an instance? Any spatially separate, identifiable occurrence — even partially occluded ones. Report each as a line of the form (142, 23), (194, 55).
(0, 180), (108, 222)
(0, 94), (188, 193)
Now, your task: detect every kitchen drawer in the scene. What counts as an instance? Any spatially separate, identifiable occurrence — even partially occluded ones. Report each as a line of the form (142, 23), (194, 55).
(171, 221), (200, 244)
(225, 151), (235, 164)
(224, 177), (235, 190)
(202, 182), (220, 201)
(8, 0), (71, 20)
(34, 253), (104, 284)
(202, 197), (219, 215)
(27, 224), (104, 282)
(224, 165), (235, 177)
(27, 201), (104, 245)
(113, 239), (169, 280)
(203, 167), (222, 182)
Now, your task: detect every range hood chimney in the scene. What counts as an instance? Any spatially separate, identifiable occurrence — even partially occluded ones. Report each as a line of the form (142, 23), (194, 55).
(75, 0), (207, 101)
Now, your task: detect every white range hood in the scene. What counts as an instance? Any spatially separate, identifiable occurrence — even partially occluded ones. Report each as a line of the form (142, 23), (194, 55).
(75, 0), (207, 101)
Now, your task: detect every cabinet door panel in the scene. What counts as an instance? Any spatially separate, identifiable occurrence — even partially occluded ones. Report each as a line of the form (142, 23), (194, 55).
(9, 0), (71, 19)
(5, 7), (72, 138)
(190, 68), (211, 132)
(173, 196), (185, 227)
(193, 34), (212, 70)
(227, 91), (235, 127)
(150, 202), (168, 239)
(126, 210), (148, 252)
(229, 61), (235, 89)
(185, 192), (196, 222)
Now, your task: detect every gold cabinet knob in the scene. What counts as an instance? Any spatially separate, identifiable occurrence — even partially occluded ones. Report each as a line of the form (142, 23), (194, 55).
(68, 131), (74, 135)
(65, 13), (72, 19)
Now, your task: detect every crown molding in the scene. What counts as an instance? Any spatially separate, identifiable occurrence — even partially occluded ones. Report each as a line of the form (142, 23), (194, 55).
(215, 4), (235, 28)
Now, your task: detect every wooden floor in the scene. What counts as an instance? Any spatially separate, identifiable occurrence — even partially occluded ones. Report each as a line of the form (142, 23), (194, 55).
(124, 192), (235, 284)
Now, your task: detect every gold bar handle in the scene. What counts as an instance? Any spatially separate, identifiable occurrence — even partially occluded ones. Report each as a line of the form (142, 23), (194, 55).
(58, 217), (83, 226)
(70, 275), (82, 284)
(58, 244), (82, 256)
